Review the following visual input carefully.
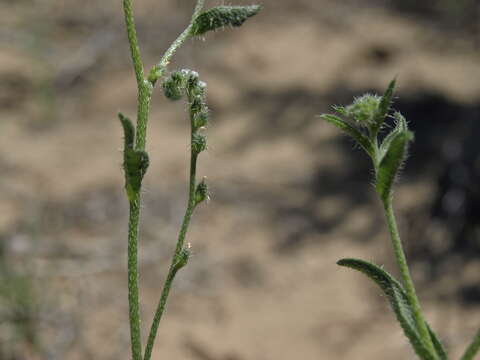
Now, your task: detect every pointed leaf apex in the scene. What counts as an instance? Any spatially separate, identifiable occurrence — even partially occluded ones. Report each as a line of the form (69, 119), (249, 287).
(190, 5), (262, 36)
(374, 78), (397, 131)
(118, 112), (135, 149)
(336, 258), (439, 360)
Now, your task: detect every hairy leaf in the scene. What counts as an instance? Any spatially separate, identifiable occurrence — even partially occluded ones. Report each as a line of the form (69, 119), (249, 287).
(427, 324), (448, 360)
(374, 78), (396, 131)
(337, 258), (439, 360)
(190, 5), (262, 36)
(118, 113), (149, 201)
(319, 114), (373, 156)
(376, 119), (413, 201)
(124, 149), (149, 202)
(118, 112), (135, 149)
(460, 329), (480, 360)
(378, 112), (407, 162)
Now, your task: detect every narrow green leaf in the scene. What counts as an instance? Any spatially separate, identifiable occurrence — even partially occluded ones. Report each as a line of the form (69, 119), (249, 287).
(460, 329), (480, 360)
(376, 118), (413, 201)
(427, 324), (448, 360)
(374, 78), (396, 130)
(378, 112), (407, 162)
(337, 258), (438, 360)
(319, 114), (373, 156)
(190, 5), (262, 36)
(118, 112), (135, 149)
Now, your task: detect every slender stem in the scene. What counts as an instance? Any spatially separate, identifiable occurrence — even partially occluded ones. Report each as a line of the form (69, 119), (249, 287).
(148, 0), (205, 84)
(135, 81), (153, 151)
(192, 0), (206, 18)
(148, 27), (193, 83)
(122, 0), (145, 87)
(383, 199), (436, 357)
(127, 194), (143, 360)
(143, 150), (198, 360)
(122, 1), (146, 359)
(460, 329), (480, 360)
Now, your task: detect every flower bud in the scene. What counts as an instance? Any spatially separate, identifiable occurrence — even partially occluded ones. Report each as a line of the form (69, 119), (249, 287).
(190, 95), (205, 115)
(186, 70), (199, 94)
(194, 178), (209, 206)
(193, 110), (209, 130)
(174, 244), (191, 271)
(162, 71), (185, 100)
(192, 134), (207, 154)
(345, 94), (381, 128)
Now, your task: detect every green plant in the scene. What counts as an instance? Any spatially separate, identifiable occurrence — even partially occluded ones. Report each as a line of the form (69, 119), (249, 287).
(320, 80), (480, 360)
(119, 1), (261, 360)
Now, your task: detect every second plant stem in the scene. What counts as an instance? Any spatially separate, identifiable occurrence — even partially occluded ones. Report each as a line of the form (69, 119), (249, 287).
(127, 194), (143, 360)
(143, 146), (198, 360)
(383, 198), (436, 357)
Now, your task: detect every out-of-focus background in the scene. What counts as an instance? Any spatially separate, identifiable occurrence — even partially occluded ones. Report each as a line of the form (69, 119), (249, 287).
(1, 0), (480, 359)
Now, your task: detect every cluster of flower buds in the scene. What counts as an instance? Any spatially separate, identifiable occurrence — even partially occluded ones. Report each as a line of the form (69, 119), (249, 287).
(163, 69), (210, 206)
(320, 79), (413, 202)
(163, 69), (209, 133)
(341, 94), (382, 129)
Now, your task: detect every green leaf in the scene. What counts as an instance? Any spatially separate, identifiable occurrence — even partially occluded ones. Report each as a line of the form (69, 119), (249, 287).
(376, 116), (413, 201)
(124, 149), (149, 202)
(118, 113), (149, 201)
(427, 324), (448, 360)
(190, 5), (262, 36)
(374, 78), (396, 131)
(378, 112), (407, 162)
(460, 329), (480, 360)
(337, 258), (439, 360)
(118, 112), (135, 149)
(319, 114), (373, 156)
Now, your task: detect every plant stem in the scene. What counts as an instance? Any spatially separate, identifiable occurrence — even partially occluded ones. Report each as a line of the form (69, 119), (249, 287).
(143, 148), (198, 360)
(148, 0), (205, 84)
(383, 199), (437, 357)
(127, 194), (143, 360)
(122, 0), (145, 87)
(122, 1), (147, 359)
(460, 329), (480, 360)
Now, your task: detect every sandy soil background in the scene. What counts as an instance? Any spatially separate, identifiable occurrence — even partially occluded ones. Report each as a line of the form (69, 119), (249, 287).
(1, 0), (480, 359)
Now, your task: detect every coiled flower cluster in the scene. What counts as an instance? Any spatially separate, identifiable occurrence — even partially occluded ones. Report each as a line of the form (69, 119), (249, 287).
(163, 69), (210, 205)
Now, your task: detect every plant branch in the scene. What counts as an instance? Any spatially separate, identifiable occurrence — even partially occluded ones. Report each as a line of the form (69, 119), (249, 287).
(383, 199), (437, 358)
(148, 0), (205, 84)
(143, 148), (199, 360)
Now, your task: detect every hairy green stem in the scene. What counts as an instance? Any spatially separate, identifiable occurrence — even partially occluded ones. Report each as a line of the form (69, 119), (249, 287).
(127, 195), (143, 360)
(383, 199), (437, 358)
(122, 0), (146, 359)
(461, 329), (480, 360)
(122, 0), (145, 87)
(143, 149), (198, 360)
(135, 81), (153, 151)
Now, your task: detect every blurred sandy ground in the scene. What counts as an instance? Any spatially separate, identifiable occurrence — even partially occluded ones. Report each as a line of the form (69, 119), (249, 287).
(1, 0), (480, 359)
